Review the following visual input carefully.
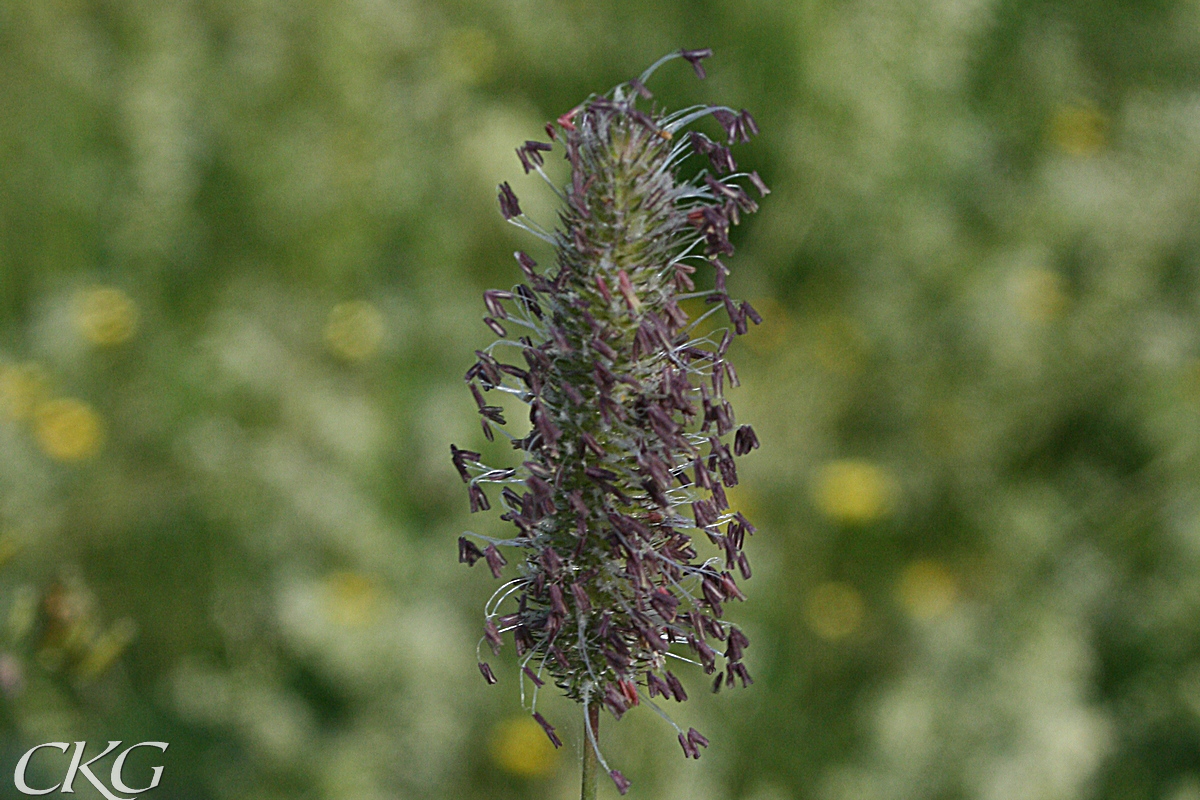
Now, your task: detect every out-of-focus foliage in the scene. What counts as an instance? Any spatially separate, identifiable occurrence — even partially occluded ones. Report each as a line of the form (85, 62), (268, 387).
(2, 0), (1200, 798)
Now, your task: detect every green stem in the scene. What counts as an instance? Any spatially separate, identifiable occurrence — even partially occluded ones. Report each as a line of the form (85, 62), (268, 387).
(581, 702), (601, 800)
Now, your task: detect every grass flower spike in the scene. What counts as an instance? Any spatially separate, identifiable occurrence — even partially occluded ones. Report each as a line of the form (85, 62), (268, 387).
(452, 48), (766, 796)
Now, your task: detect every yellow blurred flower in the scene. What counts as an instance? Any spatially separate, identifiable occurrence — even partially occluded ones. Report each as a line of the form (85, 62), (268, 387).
(440, 27), (497, 86)
(74, 286), (138, 346)
(33, 399), (104, 462)
(1012, 267), (1068, 322)
(814, 459), (897, 525)
(1049, 103), (1107, 157)
(323, 571), (379, 627)
(896, 560), (958, 620)
(324, 301), (385, 363)
(0, 363), (47, 422)
(489, 715), (559, 778)
(804, 581), (865, 640)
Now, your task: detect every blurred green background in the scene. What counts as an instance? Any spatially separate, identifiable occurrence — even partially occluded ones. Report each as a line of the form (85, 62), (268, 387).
(3, 0), (1200, 798)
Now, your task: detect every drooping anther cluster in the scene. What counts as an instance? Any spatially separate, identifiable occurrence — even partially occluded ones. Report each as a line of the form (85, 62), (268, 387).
(452, 48), (766, 795)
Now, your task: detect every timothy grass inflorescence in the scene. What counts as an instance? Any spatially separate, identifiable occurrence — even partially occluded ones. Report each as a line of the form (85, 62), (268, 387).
(452, 48), (766, 795)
